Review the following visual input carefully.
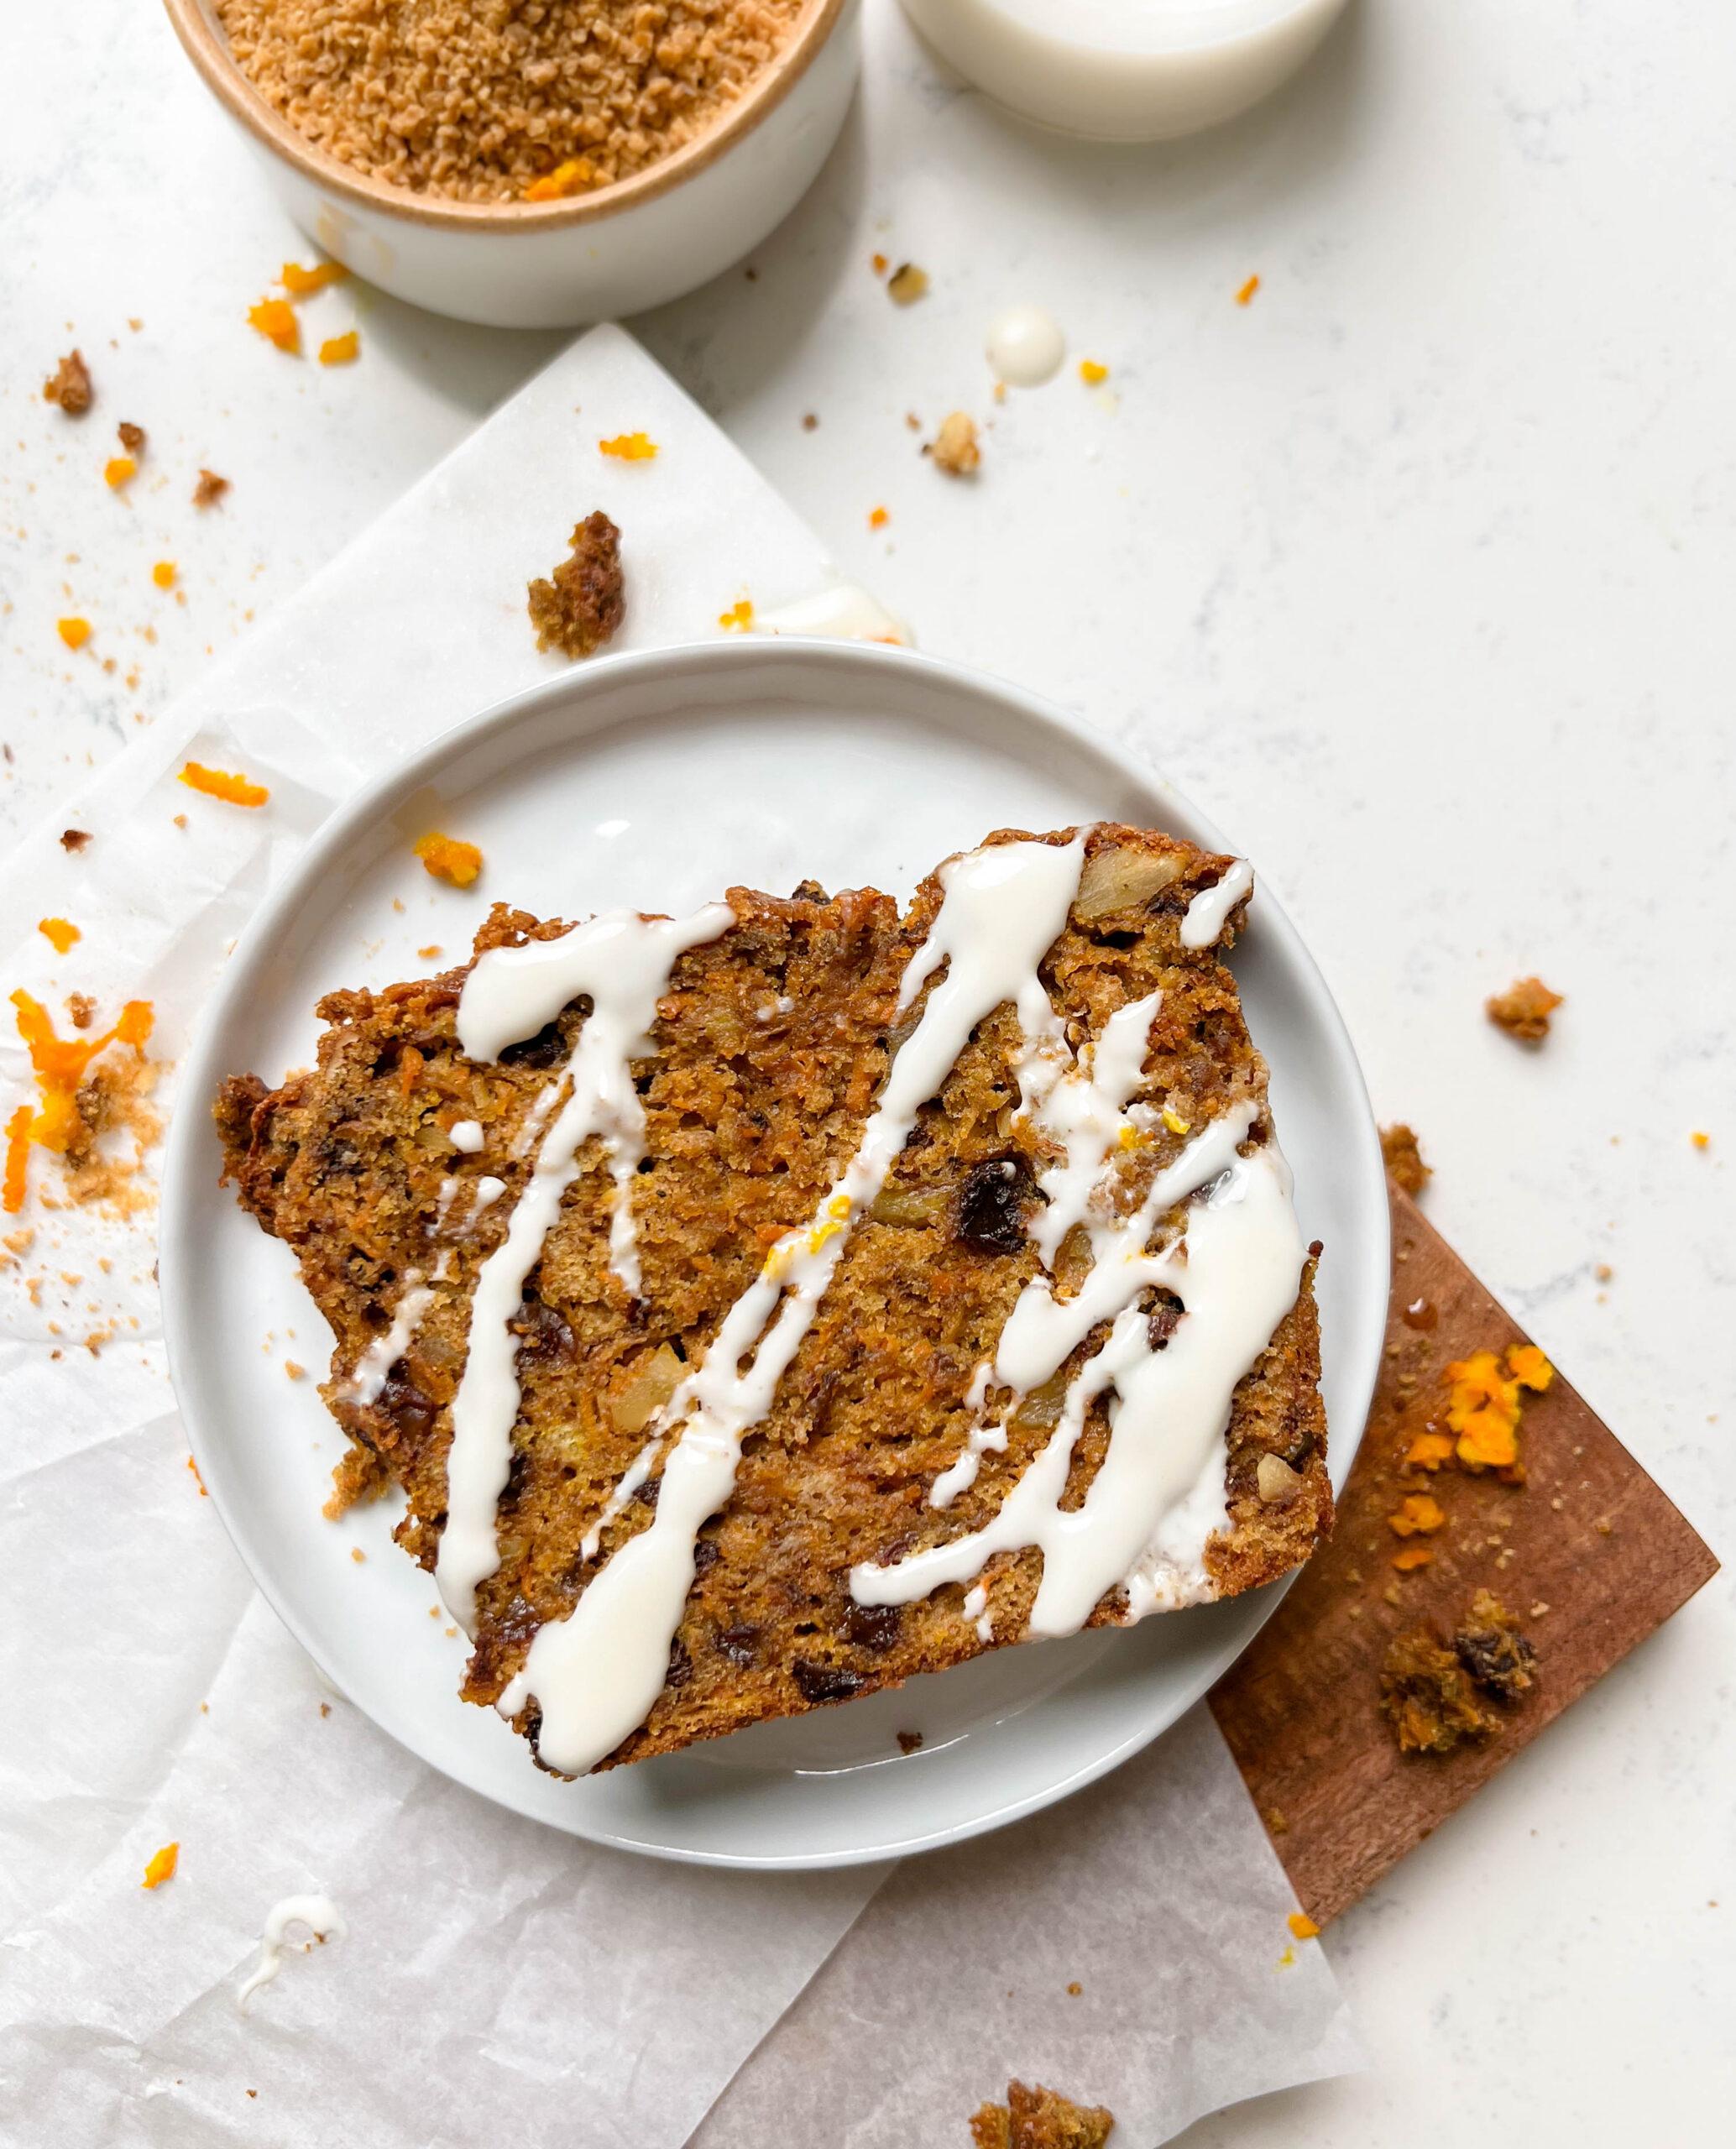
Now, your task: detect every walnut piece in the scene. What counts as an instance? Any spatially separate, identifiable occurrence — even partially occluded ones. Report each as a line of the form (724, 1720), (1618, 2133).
(928, 410), (981, 478)
(1486, 975), (1561, 1043)
(527, 510), (625, 659)
(44, 350), (92, 416)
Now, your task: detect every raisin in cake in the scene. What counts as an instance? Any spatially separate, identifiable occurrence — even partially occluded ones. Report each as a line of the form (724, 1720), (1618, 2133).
(217, 825), (1331, 1775)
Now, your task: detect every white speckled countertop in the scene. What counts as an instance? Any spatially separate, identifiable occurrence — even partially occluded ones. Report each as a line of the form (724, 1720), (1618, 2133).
(2, 3), (1730, 2141)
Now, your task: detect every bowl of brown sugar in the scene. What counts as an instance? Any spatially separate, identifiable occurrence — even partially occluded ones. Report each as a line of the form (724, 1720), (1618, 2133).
(163, 0), (860, 327)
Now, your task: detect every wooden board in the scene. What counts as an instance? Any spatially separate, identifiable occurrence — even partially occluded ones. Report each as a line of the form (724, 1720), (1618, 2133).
(1208, 1183), (1719, 1927)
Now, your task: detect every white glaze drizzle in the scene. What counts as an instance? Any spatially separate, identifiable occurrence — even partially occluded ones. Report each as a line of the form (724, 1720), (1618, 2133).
(436, 906), (735, 1630)
(1179, 858), (1252, 949)
(469, 1174), (507, 1216)
(963, 1582), (994, 1643)
(340, 1270), (433, 1407)
(236, 1894), (346, 2012)
(852, 1103), (1304, 1637)
(448, 1118), (485, 1153)
(750, 583), (911, 646)
(499, 837), (1087, 1775)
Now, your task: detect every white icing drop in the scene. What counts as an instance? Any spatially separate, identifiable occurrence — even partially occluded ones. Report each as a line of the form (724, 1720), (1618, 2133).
(448, 1119), (484, 1153)
(963, 1582), (994, 1643)
(236, 1894), (346, 2012)
(852, 1112), (1303, 1637)
(436, 906), (734, 1630)
(1180, 859), (1253, 949)
(750, 583), (912, 646)
(469, 1174), (507, 1216)
(985, 303), (1066, 388)
(340, 1271), (433, 1407)
(499, 837), (1087, 1775)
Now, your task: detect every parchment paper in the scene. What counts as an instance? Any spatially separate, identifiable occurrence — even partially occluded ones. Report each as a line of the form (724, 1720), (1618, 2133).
(0, 325), (1358, 2146)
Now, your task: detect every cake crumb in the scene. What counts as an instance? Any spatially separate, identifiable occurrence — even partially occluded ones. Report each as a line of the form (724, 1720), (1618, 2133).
(928, 411), (981, 478)
(1380, 1628), (1500, 1754)
(44, 350), (92, 416)
(896, 1728), (923, 1754)
(285, 1359), (306, 1380)
(1287, 1911), (1319, 1939)
(1487, 975), (1562, 1042)
(1379, 1122), (1430, 1196)
(887, 263), (929, 306)
(1453, 1589), (1537, 1698)
(528, 511), (625, 657)
(60, 829), (92, 852)
(970, 2080), (1115, 2149)
(801, 412), (818, 431)
(193, 468), (230, 510)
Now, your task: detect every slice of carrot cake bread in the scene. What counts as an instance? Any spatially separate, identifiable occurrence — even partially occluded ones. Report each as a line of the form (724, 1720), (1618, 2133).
(216, 824), (1331, 1775)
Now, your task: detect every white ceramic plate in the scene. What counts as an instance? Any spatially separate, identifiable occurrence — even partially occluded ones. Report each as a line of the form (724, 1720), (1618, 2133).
(161, 640), (1388, 1869)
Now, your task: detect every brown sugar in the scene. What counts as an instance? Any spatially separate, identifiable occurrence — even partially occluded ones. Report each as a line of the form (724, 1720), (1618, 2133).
(44, 351), (92, 416)
(1379, 1122), (1430, 1197)
(527, 511), (625, 659)
(970, 2081), (1115, 2149)
(1487, 976), (1561, 1042)
(928, 412), (981, 478)
(213, 0), (804, 204)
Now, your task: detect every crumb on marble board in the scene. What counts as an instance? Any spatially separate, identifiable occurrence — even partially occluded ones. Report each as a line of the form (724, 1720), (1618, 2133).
(1379, 1122), (1430, 1196)
(527, 510), (625, 658)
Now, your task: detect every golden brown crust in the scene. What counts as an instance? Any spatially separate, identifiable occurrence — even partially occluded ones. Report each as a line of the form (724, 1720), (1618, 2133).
(217, 825), (1330, 1769)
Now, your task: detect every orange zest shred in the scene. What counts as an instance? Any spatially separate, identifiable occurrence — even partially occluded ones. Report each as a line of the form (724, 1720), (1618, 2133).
(179, 761), (269, 808)
(187, 1453), (207, 1496)
(1079, 359), (1110, 384)
(718, 599), (754, 630)
(1402, 1430), (1456, 1472)
(246, 297), (301, 354)
(523, 157), (596, 201)
(1237, 275), (1261, 306)
(141, 1842), (179, 1890)
(3, 1105), (30, 1216)
(1691, 1129), (1711, 1149)
(868, 505), (889, 530)
(1388, 1493), (1446, 1538)
(1441, 1341), (1555, 1471)
(318, 331), (360, 366)
(152, 560), (177, 589)
(1507, 1344), (1554, 1393)
(280, 259), (348, 296)
(39, 918), (81, 954)
(1287, 1911), (1320, 1940)
(414, 832), (484, 888)
(598, 431), (657, 461)
(1391, 1544), (1435, 1571)
(104, 456), (137, 489)
(9, 989), (154, 1159)
(58, 617), (92, 651)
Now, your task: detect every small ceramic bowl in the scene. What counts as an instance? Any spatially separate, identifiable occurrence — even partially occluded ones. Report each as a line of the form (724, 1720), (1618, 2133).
(900, 0), (1345, 143)
(162, 0), (860, 328)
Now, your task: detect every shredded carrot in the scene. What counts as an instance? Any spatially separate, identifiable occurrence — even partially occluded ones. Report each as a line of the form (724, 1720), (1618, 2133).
(58, 617), (92, 651)
(2, 1105), (29, 1215)
(523, 157), (595, 201)
(398, 1044), (423, 1100)
(318, 331), (360, 366)
(1388, 1493), (1446, 1538)
(280, 259), (348, 296)
(186, 1453), (207, 1496)
(179, 761), (269, 808)
(1079, 359), (1110, 385)
(1237, 275), (1261, 306)
(152, 560), (176, 589)
(104, 456), (137, 489)
(1391, 1544), (1435, 1572)
(141, 1842), (179, 1890)
(247, 297), (301, 354)
(868, 505), (889, 530)
(9, 990), (154, 1157)
(414, 832), (484, 887)
(599, 431), (657, 461)
(1287, 1911), (1320, 1940)
(718, 599), (754, 630)
(38, 918), (80, 954)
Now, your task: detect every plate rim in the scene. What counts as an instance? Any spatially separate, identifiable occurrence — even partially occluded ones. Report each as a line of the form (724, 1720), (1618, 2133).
(159, 635), (1389, 1869)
